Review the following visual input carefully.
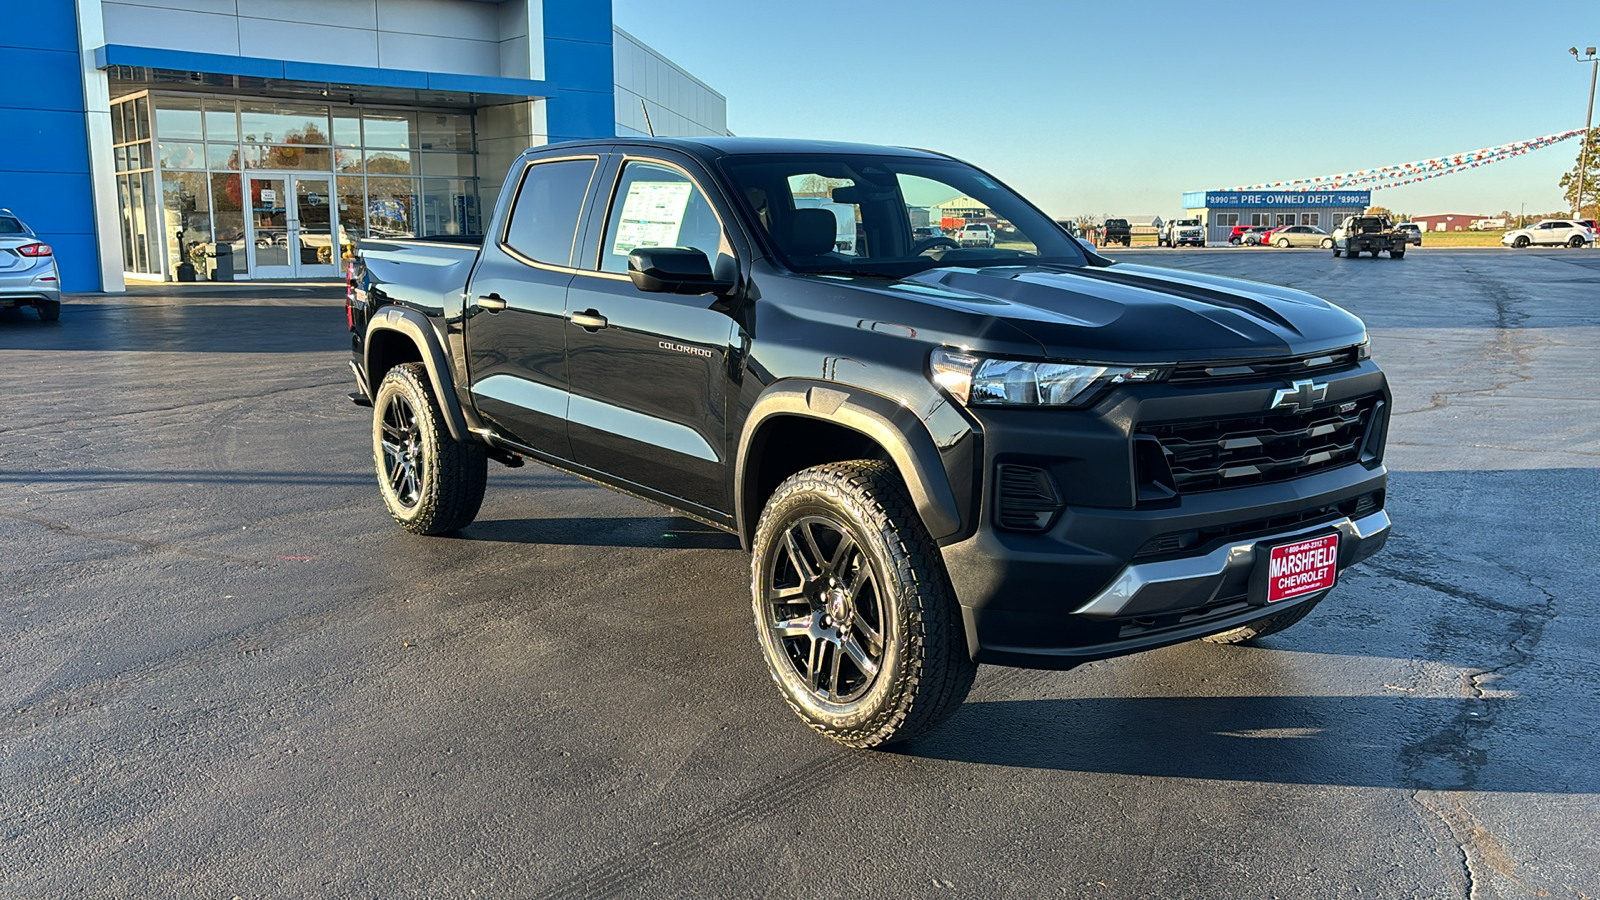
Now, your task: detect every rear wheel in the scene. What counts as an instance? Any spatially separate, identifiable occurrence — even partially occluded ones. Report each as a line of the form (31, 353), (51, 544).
(372, 362), (487, 535)
(1320, 238), (1334, 249)
(36, 300), (60, 322)
(1391, 249), (1405, 258)
(1569, 235), (1586, 248)
(1276, 238), (1290, 248)
(751, 460), (976, 749)
(1203, 594), (1326, 644)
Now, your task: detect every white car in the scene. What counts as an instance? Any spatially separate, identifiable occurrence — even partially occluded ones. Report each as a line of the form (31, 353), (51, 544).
(1501, 219), (1594, 248)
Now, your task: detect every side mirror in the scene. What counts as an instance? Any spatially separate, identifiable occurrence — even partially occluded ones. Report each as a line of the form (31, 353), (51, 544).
(627, 247), (735, 296)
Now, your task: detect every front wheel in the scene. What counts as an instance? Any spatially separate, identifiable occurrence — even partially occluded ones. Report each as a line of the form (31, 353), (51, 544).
(1513, 236), (1530, 248)
(372, 363), (487, 535)
(751, 460), (976, 749)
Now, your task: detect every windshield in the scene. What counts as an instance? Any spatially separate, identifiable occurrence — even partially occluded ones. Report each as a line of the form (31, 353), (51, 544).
(0, 217), (24, 235)
(719, 154), (1087, 276)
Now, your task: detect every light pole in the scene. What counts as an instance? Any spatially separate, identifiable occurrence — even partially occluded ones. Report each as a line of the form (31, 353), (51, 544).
(1569, 46), (1598, 219)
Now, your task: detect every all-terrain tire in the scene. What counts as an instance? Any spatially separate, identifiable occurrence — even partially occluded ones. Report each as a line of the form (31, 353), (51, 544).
(37, 300), (60, 322)
(750, 460), (976, 749)
(1202, 594), (1326, 645)
(371, 362), (487, 535)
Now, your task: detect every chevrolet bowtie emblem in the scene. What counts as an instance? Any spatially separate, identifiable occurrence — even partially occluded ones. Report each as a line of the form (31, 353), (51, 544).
(1269, 379), (1328, 412)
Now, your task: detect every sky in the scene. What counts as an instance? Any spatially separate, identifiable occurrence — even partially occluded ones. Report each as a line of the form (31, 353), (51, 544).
(612, 0), (1598, 219)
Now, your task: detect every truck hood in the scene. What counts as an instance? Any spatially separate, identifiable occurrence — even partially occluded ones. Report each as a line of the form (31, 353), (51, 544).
(883, 263), (1366, 362)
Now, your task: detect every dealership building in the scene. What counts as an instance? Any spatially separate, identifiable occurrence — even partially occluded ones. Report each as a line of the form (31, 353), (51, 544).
(1182, 190), (1373, 244)
(6, 0), (728, 291)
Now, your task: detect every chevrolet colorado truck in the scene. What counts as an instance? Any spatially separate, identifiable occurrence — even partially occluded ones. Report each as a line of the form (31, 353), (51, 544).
(346, 137), (1392, 749)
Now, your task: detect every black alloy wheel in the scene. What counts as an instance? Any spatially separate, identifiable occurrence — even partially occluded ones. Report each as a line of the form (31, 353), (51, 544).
(751, 461), (976, 748)
(379, 390), (424, 512)
(762, 515), (886, 705)
(1514, 235), (1530, 248)
(371, 363), (486, 535)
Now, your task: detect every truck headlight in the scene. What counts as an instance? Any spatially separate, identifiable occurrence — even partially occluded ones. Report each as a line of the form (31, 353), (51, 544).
(929, 347), (1164, 408)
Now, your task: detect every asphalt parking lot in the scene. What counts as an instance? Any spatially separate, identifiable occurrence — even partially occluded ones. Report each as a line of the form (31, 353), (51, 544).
(3, 249), (1597, 898)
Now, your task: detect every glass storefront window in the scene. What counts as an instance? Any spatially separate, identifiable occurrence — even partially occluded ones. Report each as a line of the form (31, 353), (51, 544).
(418, 113), (473, 152)
(160, 141), (204, 170)
(133, 96), (150, 141)
(244, 145), (332, 170)
(154, 95), (203, 141)
(337, 179), (366, 258)
(421, 153), (474, 178)
(365, 150), (418, 175)
(366, 177), (418, 238)
(162, 172), (212, 273)
(332, 111), (362, 148)
(204, 99), (238, 142)
(422, 178), (480, 236)
(335, 148), (363, 174)
(120, 92), (481, 279)
(211, 172), (248, 275)
(207, 144), (241, 170)
(240, 102), (330, 145)
(362, 112), (415, 149)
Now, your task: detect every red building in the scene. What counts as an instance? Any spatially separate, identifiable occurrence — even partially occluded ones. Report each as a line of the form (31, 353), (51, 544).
(1410, 213), (1484, 233)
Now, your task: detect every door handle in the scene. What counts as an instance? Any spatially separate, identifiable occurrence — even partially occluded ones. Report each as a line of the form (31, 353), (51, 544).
(478, 293), (508, 312)
(569, 309), (608, 331)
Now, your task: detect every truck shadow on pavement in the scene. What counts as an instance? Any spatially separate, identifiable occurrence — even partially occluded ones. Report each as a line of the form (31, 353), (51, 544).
(902, 692), (1594, 793)
(454, 516), (743, 550)
(0, 302), (346, 353)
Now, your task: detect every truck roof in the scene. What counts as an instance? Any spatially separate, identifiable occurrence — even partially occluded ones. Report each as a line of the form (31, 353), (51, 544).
(526, 136), (954, 162)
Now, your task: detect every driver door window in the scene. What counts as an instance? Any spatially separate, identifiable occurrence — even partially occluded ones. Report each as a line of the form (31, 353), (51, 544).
(599, 161), (730, 273)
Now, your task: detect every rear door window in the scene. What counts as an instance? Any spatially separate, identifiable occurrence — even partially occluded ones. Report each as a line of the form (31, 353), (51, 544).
(502, 157), (599, 267)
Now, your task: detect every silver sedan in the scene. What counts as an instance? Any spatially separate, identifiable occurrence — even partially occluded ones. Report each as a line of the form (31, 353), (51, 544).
(0, 209), (62, 321)
(1271, 225), (1335, 249)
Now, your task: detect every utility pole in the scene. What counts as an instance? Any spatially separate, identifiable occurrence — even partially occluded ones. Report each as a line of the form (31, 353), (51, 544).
(1569, 46), (1598, 219)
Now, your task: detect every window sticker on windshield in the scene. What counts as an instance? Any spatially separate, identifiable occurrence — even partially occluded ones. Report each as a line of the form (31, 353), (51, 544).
(975, 176), (998, 189)
(612, 181), (693, 256)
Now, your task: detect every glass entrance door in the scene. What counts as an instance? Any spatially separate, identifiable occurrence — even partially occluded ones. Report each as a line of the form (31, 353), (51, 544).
(244, 174), (340, 279)
(293, 176), (338, 278)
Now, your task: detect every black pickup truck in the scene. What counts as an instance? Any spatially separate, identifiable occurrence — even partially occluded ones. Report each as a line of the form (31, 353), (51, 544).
(347, 137), (1391, 748)
(1100, 217), (1132, 247)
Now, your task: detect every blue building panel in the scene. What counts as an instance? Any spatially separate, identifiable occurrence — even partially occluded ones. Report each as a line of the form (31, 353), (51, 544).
(0, 2), (79, 52)
(0, 48), (88, 113)
(3, 0), (100, 292)
(0, 108), (92, 174)
(543, 0), (616, 45)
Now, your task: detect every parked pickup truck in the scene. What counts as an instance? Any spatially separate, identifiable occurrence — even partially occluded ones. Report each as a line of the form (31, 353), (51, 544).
(1333, 215), (1407, 258)
(1158, 218), (1205, 247)
(347, 137), (1392, 748)
(1100, 217), (1132, 246)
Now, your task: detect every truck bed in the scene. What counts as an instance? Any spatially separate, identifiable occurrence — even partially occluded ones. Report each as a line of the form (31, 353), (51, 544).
(355, 238), (482, 315)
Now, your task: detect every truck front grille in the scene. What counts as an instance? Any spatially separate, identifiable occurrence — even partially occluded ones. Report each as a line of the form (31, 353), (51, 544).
(1140, 395), (1381, 493)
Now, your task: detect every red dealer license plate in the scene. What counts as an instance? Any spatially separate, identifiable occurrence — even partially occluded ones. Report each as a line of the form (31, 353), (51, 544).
(1263, 534), (1340, 603)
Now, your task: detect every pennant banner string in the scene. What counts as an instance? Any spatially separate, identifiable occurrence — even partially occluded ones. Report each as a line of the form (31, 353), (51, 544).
(1220, 129), (1588, 192)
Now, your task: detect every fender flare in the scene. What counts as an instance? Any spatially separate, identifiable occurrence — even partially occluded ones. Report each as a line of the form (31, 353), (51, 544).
(735, 381), (964, 544)
(364, 305), (472, 442)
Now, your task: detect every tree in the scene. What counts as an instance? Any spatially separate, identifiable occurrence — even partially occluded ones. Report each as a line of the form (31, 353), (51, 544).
(1557, 127), (1600, 220)
(1365, 205), (1392, 218)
